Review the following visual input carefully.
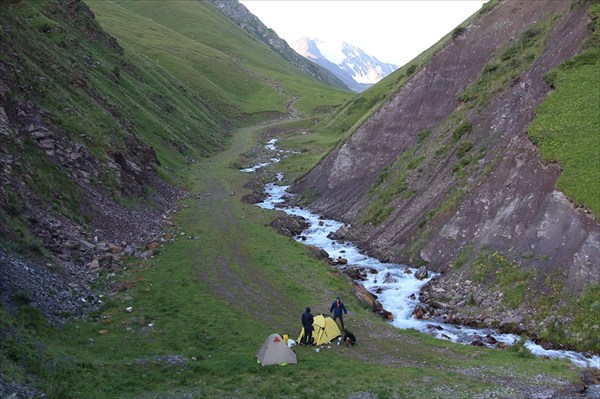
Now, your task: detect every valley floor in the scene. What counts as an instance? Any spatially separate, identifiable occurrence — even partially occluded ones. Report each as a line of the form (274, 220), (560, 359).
(2, 121), (597, 399)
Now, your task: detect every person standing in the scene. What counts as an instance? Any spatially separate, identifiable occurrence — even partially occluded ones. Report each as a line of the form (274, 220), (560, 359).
(330, 295), (348, 330)
(301, 307), (314, 346)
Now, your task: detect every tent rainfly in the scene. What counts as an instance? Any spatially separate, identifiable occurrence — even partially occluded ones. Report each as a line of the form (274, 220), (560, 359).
(257, 334), (297, 366)
(297, 313), (341, 346)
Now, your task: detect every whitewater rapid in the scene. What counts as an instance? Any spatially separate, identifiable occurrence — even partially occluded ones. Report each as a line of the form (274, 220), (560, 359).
(242, 139), (599, 369)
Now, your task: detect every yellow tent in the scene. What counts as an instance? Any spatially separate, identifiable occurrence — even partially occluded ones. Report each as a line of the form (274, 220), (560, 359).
(298, 314), (341, 346)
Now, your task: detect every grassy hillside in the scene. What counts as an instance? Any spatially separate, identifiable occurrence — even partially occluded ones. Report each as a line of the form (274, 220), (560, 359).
(86, 0), (351, 122)
(528, 1), (600, 217)
(0, 0), (351, 257)
(0, 0), (232, 258)
(0, 1), (233, 166)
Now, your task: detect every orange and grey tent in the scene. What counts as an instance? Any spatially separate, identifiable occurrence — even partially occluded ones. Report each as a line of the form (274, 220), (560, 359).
(257, 334), (297, 366)
(297, 313), (341, 346)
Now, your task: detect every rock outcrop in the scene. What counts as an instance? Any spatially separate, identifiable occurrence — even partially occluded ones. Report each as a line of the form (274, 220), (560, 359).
(352, 281), (393, 320)
(270, 212), (309, 237)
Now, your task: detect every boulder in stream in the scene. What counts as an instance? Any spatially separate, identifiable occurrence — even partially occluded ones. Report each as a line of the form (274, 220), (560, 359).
(414, 266), (428, 280)
(353, 282), (393, 320)
(270, 212), (309, 237)
(382, 272), (397, 284)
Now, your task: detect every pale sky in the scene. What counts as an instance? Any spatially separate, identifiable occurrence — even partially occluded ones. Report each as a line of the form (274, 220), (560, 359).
(239, 1), (488, 66)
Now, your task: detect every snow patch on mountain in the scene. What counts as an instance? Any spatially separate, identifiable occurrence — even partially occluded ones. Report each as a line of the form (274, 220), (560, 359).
(315, 39), (345, 64)
(291, 37), (398, 91)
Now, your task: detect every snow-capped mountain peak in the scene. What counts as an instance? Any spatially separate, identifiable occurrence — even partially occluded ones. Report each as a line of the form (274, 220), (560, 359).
(291, 37), (398, 91)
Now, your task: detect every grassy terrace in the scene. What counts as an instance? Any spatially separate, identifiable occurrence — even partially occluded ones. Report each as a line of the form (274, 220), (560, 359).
(87, 0), (350, 121)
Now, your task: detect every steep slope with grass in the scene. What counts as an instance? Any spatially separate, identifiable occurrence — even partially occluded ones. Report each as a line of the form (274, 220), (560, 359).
(208, 0), (349, 91)
(292, 0), (600, 350)
(0, 0), (349, 344)
(0, 0), (226, 274)
(86, 0), (350, 121)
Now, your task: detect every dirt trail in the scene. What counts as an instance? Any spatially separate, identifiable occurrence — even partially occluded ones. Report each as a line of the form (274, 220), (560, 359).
(187, 125), (298, 331)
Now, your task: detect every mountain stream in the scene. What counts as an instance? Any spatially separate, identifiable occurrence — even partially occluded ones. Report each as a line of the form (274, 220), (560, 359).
(242, 139), (599, 369)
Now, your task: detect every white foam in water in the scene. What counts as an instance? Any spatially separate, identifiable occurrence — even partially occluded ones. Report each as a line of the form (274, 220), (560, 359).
(242, 140), (600, 369)
(265, 138), (278, 151)
(239, 139), (282, 173)
(240, 162), (270, 172)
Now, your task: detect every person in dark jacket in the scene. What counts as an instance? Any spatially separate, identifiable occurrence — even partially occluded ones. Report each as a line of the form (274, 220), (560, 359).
(301, 307), (314, 346)
(330, 295), (348, 330)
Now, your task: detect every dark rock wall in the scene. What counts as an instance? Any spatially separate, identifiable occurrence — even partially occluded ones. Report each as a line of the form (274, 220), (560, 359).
(423, 1), (599, 289)
(295, 0), (567, 214)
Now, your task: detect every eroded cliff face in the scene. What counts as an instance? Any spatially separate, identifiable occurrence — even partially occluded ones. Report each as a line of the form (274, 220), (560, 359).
(293, 0), (599, 291)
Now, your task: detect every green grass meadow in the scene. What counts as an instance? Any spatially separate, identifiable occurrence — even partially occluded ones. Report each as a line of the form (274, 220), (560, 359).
(86, 0), (350, 121)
